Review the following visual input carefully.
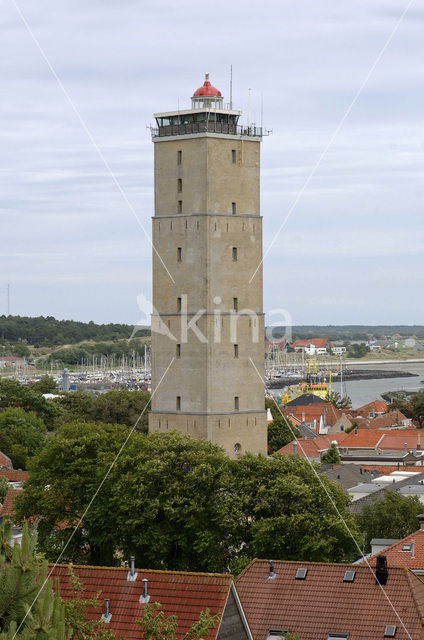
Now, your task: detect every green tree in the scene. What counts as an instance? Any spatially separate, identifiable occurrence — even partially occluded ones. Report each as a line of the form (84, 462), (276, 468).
(0, 409), (46, 468)
(0, 477), (8, 502)
(225, 453), (361, 570)
(411, 390), (424, 429)
(325, 392), (352, 410)
(0, 380), (59, 429)
(268, 417), (300, 454)
(53, 392), (95, 425)
(30, 376), (58, 394)
(0, 521), (65, 640)
(320, 443), (340, 464)
(12, 344), (30, 358)
(137, 602), (219, 640)
(356, 492), (424, 552)
(15, 427), (361, 572)
(0, 520), (114, 640)
(91, 389), (151, 433)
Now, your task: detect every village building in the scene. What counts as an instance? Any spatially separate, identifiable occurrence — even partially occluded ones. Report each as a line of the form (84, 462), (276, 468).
(236, 558), (424, 639)
(51, 563), (252, 640)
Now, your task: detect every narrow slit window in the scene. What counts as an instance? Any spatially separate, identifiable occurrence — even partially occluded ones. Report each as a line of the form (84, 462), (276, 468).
(177, 247), (182, 262)
(177, 297), (182, 312)
(232, 247), (238, 261)
(177, 178), (182, 192)
(234, 344), (239, 358)
(176, 343), (181, 358)
(233, 297), (238, 312)
(176, 396), (181, 410)
(178, 200), (182, 214)
(232, 149), (236, 163)
(234, 396), (239, 410)
(232, 202), (237, 215)
(177, 150), (182, 165)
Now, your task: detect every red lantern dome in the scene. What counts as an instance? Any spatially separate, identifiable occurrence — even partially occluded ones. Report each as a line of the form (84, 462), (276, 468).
(193, 73), (222, 97)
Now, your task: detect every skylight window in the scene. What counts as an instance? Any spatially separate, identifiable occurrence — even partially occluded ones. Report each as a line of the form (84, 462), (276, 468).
(295, 568), (307, 580)
(327, 634), (349, 640)
(343, 570), (355, 582)
(266, 630), (289, 640)
(384, 625), (396, 638)
(401, 544), (412, 552)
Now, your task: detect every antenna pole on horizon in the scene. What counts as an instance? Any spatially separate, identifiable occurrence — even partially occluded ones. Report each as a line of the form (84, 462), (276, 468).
(7, 284), (10, 316)
(229, 65), (233, 110)
(261, 92), (263, 129)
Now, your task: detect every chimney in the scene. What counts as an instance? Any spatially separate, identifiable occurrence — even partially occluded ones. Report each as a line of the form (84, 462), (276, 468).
(417, 514), (424, 530)
(101, 599), (112, 623)
(293, 441), (298, 455)
(127, 555), (138, 582)
(418, 433), (421, 451)
(375, 555), (388, 586)
(268, 560), (276, 579)
(139, 578), (150, 603)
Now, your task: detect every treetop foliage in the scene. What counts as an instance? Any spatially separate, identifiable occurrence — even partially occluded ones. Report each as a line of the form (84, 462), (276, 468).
(356, 491), (424, 552)
(15, 425), (361, 573)
(0, 315), (149, 348)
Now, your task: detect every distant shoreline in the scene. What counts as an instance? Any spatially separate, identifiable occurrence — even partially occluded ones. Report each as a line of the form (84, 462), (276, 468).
(267, 369), (418, 389)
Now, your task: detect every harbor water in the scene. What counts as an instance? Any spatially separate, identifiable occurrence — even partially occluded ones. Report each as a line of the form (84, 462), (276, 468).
(271, 361), (424, 408)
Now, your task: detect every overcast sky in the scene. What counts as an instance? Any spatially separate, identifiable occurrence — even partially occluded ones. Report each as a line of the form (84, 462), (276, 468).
(1, 0), (423, 326)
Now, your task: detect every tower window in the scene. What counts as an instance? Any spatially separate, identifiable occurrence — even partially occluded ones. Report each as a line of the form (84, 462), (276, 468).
(177, 247), (182, 262)
(234, 396), (239, 410)
(177, 297), (182, 311)
(177, 178), (182, 192)
(232, 202), (237, 215)
(232, 247), (238, 261)
(177, 150), (182, 165)
(176, 343), (181, 358)
(178, 200), (182, 213)
(234, 344), (239, 358)
(176, 396), (181, 410)
(233, 297), (238, 311)
(232, 149), (236, 163)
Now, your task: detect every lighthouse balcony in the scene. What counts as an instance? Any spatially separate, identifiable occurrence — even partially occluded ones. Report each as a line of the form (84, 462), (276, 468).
(151, 121), (264, 139)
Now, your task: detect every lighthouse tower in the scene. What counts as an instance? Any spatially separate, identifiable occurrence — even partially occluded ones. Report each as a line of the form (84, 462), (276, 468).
(148, 74), (267, 458)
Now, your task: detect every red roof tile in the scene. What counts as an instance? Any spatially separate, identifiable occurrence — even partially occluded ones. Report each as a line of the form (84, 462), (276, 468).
(236, 559), (424, 640)
(0, 487), (23, 517)
(0, 469), (28, 482)
(355, 400), (388, 415)
(363, 529), (424, 570)
(276, 433), (349, 457)
(284, 403), (344, 431)
(0, 451), (13, 469)
(291, 338), (333, 349)
(364, 410), (409, 429)
(51, 564), (235, 640)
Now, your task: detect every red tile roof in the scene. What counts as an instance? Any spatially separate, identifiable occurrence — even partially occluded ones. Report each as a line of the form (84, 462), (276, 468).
(276, 433), (349, 457)
(284, 403), (344, 432)
(355, 400), (388, 415)
(51, 564), (235, 640)
(365, 410), (409, 430)
(0, 487), (23, 517)
(0, 356), (24, 363)
(291, 338), (333, 348)
(0, 451), (13, 469)
(236, 559), (424, 640)
(0, 469), (28, 482)
(340, 428), (424, 451)
(364, 529), (424, 570)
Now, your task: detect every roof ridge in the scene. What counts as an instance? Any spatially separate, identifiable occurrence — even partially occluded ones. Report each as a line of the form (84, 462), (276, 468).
(243, 558), (409, 569)
(404, 567), (424, 627)
(49, 563), (233, 579)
